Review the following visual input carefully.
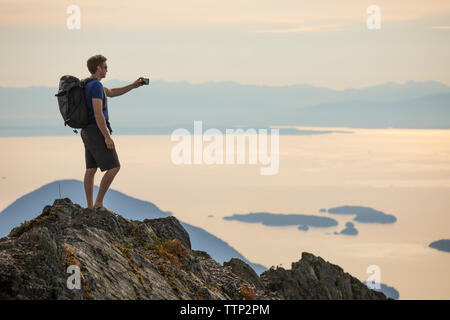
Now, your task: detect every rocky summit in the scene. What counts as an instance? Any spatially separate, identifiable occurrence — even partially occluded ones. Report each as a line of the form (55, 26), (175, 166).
(0, 198), (387, 300)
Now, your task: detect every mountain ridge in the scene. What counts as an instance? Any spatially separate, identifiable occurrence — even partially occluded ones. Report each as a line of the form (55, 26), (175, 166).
(0, 179), (267, 275)
(1, 79), (449, 136)
(0, 198), (389, 300)
(2, 78), (448, 92)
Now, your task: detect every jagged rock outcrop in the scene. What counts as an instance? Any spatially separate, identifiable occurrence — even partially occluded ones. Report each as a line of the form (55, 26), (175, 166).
(224, 258), (265, 290)
(260, 252), (387, 299)
(0, 198), (387, 300)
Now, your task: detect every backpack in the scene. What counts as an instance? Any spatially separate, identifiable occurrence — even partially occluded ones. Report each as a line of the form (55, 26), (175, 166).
(55, 75), (96, 134)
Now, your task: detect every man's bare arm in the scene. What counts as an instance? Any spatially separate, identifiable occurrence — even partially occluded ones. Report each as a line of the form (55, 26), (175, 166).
(104, 84), (134, 98)
(92, 98), (111, 139)
(104, 78), (145, 98)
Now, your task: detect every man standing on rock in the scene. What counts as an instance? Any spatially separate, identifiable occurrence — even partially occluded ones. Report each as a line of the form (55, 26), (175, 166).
(81, 54), (144, 213)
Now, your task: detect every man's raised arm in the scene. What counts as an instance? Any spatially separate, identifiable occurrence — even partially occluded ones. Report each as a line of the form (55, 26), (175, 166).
(104, 78), (144, 98)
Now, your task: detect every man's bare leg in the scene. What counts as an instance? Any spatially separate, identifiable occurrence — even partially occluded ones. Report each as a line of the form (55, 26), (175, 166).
(84, 168), (98, 209)
(94, 166), (120, 213)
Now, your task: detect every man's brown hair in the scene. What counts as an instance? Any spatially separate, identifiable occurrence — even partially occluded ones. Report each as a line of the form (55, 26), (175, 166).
(87, 54), (107, 74)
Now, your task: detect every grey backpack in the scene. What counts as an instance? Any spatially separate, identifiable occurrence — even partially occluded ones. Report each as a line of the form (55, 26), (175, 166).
(55, 75), (95, 134)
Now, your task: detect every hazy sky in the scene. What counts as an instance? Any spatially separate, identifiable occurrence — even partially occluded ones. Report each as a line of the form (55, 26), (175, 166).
(1, 0), (449, 89)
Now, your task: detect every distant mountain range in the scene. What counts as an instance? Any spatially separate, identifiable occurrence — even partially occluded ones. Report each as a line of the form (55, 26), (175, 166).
(0, 80), (449, 136)
(0, 179), (267, 275)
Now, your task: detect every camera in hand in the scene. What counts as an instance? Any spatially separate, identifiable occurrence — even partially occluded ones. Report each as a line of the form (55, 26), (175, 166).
(141, 77), (149, 85)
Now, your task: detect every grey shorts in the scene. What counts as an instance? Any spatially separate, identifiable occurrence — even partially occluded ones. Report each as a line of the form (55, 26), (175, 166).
(81, 127), (120, 172)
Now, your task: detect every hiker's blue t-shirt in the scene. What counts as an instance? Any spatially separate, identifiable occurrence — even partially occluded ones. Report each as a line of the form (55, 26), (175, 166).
(85, 79), (108, 128)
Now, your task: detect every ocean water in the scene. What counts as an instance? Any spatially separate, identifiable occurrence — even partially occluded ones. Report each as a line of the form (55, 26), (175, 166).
(0, 126), (449, 299)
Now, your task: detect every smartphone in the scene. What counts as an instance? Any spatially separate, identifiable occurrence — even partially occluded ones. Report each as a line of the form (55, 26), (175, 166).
(141, 77), (149, 85)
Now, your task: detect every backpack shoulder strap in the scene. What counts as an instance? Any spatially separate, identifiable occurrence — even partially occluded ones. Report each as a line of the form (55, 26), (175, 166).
(80, 77), (95, 88)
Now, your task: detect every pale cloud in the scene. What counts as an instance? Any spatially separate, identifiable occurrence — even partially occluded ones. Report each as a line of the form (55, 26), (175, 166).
(248, 24), (343, 34)
(431, 25), (450, 30)
(1, 0), (450, 88)
(1, 0), (449, 27)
